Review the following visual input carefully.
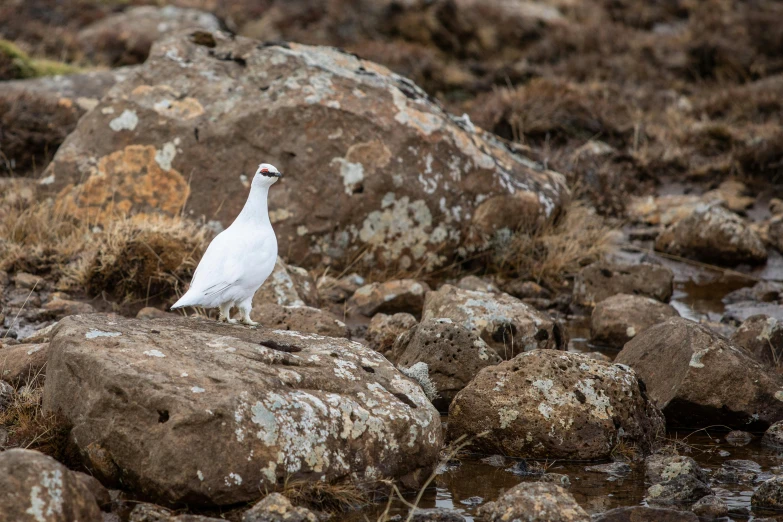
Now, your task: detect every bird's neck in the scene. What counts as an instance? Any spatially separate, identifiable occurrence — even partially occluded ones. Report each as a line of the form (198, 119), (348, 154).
(237, 184), (271, 226)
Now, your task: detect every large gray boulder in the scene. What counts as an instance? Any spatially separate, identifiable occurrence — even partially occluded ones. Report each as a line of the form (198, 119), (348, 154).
(40, 30), (569, 272)
(615, 317), (783, 429)
(448, 350), (664, 460)
(42, 314), (442, 506)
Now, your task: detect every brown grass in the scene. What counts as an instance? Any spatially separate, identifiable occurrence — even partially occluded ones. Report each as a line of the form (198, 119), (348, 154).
(0, 372), (72, 461)
(487, 201), (616, 287)
(0, 197), (209, 304)
(281, 477), (371, 513)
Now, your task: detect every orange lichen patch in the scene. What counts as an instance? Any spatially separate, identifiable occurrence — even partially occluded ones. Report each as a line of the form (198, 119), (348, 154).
(54, 145), (189, 224)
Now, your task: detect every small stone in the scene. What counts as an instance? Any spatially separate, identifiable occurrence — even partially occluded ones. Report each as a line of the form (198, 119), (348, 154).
(317, 273), (365, 304)
(691, 494), (728, 519)
(503, 280), (551, 299)
(365, 312), (417, 357)
(348, 279), (431, 317)
(13, 272), (45, 289)
(726, 430), (753, 446)
(480, 455), (507, 467)
(763, 421), (783, 448)
(713, 459), (761, 484)
(43, 298), (96, 317)
(540, 473), (571, 488)
(242, 493), (318, 522)
(645, 474), (712, 506)
(752, 476), (783, 511)
(590, 293), (679, 348)
(409, 508), (466, 521)
(477, 482), (589, 522)
(645, 455), (708, 485)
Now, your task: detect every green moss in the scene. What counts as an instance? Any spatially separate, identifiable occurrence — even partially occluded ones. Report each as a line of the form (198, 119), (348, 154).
(0, 39), (80, 80)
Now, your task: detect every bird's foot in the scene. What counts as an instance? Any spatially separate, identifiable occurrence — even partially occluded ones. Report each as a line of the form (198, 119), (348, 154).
(240, 317), (259, 327)
(217, 314), (237, 324)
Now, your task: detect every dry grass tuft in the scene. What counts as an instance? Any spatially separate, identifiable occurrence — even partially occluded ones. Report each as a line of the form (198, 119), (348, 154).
(281, 477), (371, 513)
(1, 197), (210, 304)
(488, 201), (616, 287)
(0, 372), (72, 461)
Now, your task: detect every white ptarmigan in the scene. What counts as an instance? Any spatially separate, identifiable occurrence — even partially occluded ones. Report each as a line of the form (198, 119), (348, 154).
(171, 163), (282, 325)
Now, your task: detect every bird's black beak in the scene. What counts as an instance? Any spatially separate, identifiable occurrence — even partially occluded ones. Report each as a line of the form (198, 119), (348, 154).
(274, 171), (283, 178)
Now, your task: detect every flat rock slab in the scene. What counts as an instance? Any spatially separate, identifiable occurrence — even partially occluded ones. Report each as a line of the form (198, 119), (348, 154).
(43, 314), (442, 506)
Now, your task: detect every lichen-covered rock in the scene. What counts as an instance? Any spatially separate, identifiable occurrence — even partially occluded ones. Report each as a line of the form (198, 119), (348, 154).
(592, 506), (698, 521)
(752, 476), (783, 511)
(726, 430), (753, 446)
(448, 350), (664, 460)
(422, 285), (567, 359)
(77, 6), (221, 66)
(392, 318), (503, 409)
(253, 257), (319, 309)
(242, 493), (317, 522)
(408, 508), (466, 522)
(42, 314), (442, 506)
(573, 262), (674, 306)
(348, 279), (430, 317)
(615, 317), (783, 429)
(250, 303), (349, 338)
(763, 421), (783, 448)
(655, 205), (767, 266)
(0, 343), (48, 386)
(366, 312), (418, 357)
(645, 455), (708, 485)
(476, 482), (589, 522)
(691, 495), (728, 519)
(731, 315), (783, 367)
(590, 294), (679, 348)
(40, 31), (569, 272)
(129, 503), (224, 522)
(645, 474), (712, 506)
(713, 459), (761, 484)
(0, 448), (102, 522)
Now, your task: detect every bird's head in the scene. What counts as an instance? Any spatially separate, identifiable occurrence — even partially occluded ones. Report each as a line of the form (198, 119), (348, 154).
(252, 163), (282, 187)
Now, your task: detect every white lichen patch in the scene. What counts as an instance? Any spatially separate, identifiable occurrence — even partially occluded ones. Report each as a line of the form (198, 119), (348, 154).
(155, 141), (178, 171)
(499, 407), (520, 427)
(26, 469), (64, 522)
(109, 109), (139, 132)
(331, 157), (365, 195)
(689, 348), (709, 368)
(191, 386), (206, 393)
(85, 329), (122, 339)
(143, 350), (166, 358)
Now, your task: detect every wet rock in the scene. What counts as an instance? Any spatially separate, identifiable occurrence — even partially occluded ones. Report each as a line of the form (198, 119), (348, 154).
(250, 303), (349, 338)
(723, 301), (783, 325)
(731, 315), (783, 367)
(0, 68), (136, 175)
(316, 273), (365, 304)
(752, 476), (783, 511)
(0, 379), (14, 410)
(590, 294), (679, 348)
(129, 503), (223, 522)
(422, 285), (567, 359)
(0, 448), (102, 521)
(655, 205), (767, 266)
(348, 279), (430, 317)
(723, 281), (783, 304)
(455, 275), (500, 294)
(0, 343), (48, 386)
(41, 31), (569, 272)
(42, 314), (442, 506)
(448, 350), (664, 460)
(763, 421), (783, 448)
(541, 473), (572, 488)
(592, 506), (698, 521)
(77, 6), (220, 66)
(645, 455), (708, 485)
(726, 430), (753, 446)
(366, 313), (418, 357)
(392, 318), (503, 409)
(713, 459), (761, 484)
(137, 307), (175, 320)
(408, 508), (466, 522)
(615, 317), (783, 429)
(573, 262), (674, 306)
(476, 482), (589, 522)
(242, 493), (317, 522)
(645, 474), (713, 506)
(584, 462), (632, 476)
(253, 257), (319, 309)
(691, 494), (728, 519)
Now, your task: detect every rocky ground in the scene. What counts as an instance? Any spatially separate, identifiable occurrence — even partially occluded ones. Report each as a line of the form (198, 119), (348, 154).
(3, 0), (783, 521)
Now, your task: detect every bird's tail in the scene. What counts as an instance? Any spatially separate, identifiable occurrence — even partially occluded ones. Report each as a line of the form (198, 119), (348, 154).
(171, 291), (196, 310)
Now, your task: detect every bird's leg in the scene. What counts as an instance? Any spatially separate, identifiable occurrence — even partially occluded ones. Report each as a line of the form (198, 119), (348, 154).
(238, 299), (258, 327)
(218, 303), (237, 324)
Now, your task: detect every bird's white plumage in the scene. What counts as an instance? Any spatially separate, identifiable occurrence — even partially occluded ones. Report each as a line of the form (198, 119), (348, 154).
(171, 163), (282, 324)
